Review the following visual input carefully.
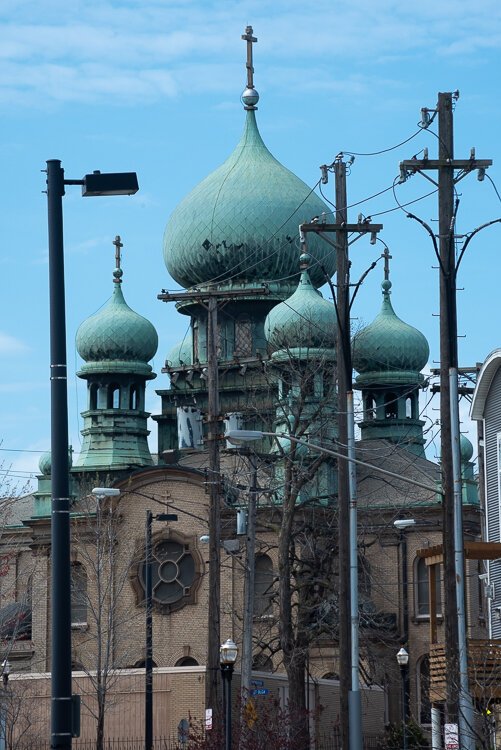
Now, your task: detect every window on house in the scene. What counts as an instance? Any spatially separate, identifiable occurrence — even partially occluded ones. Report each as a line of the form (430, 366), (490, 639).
(415, 558), (441, 617)
(71, 563), (87, 625)
(254, 555), (275, 617)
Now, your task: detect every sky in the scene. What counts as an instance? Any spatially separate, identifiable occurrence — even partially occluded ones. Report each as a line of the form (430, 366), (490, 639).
(1, 0), (501, 489)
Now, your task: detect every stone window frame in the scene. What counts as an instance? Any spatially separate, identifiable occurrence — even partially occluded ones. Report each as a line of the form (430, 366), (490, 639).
(130, 528), (203, 615)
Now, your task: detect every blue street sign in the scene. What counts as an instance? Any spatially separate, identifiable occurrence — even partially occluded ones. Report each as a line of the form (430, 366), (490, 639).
(251, 688), (269, 696)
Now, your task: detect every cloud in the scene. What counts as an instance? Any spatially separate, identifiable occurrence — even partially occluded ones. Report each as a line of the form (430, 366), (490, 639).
(1, 0), (500, 107)
(0, 332), (29, 355)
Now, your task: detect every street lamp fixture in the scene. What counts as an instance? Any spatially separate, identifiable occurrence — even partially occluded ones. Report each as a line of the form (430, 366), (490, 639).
(220, 639), (238, 750)
(46, 159), (138, 750)
(396, 648), (409, 750)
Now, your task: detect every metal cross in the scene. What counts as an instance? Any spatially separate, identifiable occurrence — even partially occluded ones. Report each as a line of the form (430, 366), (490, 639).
(241, 25), (257, 89)
(113, 235), (123, 269)
(382, 246), (392, 281)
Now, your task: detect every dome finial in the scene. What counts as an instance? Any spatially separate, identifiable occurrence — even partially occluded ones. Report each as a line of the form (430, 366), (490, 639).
(381, 245), (392, 295)
(113, 235), (123, 284)
(241, 25), (259, 110)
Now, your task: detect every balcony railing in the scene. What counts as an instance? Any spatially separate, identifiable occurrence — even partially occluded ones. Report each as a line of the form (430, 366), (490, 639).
(430, 639), (501, 702)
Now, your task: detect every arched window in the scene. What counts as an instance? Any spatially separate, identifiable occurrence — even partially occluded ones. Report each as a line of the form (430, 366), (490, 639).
(175, 656), (199, 667)
(193, 320), (199, 363)
(415, 558), (441, 617)
(254, 555), (274, 617)
(365, 394), (376, 420)
(405, 396), (413, 418)
(89, 383), (99, 410)
(252, 653), (273, 672)
(71, 563), (87, 625)
(384, 392), (398, 419)
(234, 316), (252, 357)
(107, 384), (120, 409)
(129, 385), (139, 410)
(418, 655), (431, 724)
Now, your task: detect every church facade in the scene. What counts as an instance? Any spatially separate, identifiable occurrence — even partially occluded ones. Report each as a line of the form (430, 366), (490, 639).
(1, 27), (486, 748)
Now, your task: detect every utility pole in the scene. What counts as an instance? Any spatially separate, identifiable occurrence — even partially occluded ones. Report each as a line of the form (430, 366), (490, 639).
(158, 286), (267, 717)
(239, 453), (258, 746)
(401, 91), (492, 750)
(301, 165), (382, 750)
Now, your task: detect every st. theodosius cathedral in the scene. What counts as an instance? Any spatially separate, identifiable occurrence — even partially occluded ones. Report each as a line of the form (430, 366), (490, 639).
(3, 27), (484, 747)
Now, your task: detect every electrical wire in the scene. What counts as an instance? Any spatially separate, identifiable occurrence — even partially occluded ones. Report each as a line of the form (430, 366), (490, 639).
(485, 173), (501, 204)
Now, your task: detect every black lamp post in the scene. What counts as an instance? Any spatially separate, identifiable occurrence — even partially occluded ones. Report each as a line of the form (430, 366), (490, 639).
(220, 638), (238, 750)
(397, 647), (409, 750)
(46, 160), (138, 750)
(145, 510), (177, 750)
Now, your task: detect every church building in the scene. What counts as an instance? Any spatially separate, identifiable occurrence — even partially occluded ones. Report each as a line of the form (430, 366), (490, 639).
(1, 27), (486, 749)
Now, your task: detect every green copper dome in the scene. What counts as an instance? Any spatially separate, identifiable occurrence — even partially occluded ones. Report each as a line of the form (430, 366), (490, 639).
(163, 108), (335, 293)
(167, 331), (193, 367)
(353, 280), (429, 383)
(76, 274), (158, 369)
(460, 433), (474, 463)
(265, 257), (337, 354)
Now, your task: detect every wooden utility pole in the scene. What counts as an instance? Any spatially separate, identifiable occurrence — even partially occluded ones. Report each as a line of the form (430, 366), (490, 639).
(159, 286), (267, 717)
(401, 91), (492, 749)
(302, 170), (382, 750)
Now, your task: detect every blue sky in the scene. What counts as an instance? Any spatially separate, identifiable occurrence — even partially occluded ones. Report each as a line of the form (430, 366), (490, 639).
(1, 0), (501, 487)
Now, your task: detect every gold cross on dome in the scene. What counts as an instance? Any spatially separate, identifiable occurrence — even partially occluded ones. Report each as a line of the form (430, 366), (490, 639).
(241, 25), (257, 89)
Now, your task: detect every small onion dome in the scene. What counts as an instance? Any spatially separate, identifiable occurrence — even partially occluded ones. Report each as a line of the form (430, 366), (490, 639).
(39, 451), (52, 476)
(76, 279), (158, 374)
(460, 433), (474, 463)
(264, 261), (337, 357)
(353, 280), (429, 385)
(38, 448), (73, 476)
(167, 332), (193, 367)
(163, 108), (335, 293)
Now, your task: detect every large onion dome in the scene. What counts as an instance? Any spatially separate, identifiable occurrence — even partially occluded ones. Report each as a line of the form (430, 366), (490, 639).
(265, 254), (337, 357)
(163, 106), (335, 294)
(76, 267), (158, 375)
(353, 279), (429, 385)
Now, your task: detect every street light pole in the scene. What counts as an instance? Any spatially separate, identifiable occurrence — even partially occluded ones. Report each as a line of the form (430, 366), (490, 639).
(46, 162), (138, 750)
(220, 639), (238, 750)
(397, 648), (409, 750)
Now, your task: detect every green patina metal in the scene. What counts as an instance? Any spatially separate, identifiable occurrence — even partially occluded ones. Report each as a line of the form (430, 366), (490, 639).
(353, 280), (429, 383)
(76, 278), (158, 369)
(265, 266), (337, 355)
(163, 109), (334, 294)
(353, 279), (430, 456)
(72, 266), (158, 471)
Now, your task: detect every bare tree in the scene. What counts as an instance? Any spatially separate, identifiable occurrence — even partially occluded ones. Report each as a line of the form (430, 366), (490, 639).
(70, 487), (143, 750)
